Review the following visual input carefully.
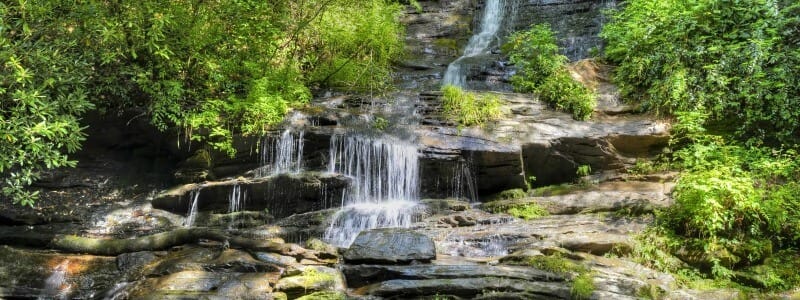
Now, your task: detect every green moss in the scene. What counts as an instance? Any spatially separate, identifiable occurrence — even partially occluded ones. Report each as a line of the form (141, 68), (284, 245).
(296, 291), (345, 300)
(484, 200), (549, 220)
(434, 38), (459, 52)
(571, 273), (595, 300)
(506, 204), (549, 220)
(298, 267), (336, 290)
(528, 184), (582, 197)
(490, 188), (527, 200)
(441, 85), (503, 127)
(524, 254), (589, 275)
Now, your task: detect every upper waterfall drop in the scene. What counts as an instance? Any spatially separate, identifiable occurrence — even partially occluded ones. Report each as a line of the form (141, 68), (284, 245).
(442, 0), (507, 87)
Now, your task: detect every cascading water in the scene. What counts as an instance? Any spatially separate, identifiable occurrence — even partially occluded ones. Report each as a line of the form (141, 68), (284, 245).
(184, 188), (201, 227)
(256, 129), (305, 177)
(228, 184), (246, 228)
(442, 0), (506, 87)
(324, 134), (420, 247)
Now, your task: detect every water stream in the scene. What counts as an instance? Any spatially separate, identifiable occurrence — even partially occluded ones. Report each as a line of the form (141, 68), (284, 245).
(442, 0), (507, 87)
(324, 134), (420, 247)
(256, 129), (305, 177)
(184, 188), (201, 227)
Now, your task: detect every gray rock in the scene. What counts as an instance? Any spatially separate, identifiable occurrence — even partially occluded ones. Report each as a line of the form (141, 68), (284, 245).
(343, 228), (436, 264)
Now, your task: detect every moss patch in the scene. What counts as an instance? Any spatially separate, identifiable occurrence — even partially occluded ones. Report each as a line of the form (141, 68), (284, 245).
(571, 273), (595, 299)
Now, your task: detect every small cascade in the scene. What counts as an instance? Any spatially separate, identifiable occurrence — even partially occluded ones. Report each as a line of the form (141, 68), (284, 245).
(39, 260), (70, 300)
(442, 0), (507, 87)
(229, 184), (246, 214)
(324, 134), (420, 247)
(228, 184), (246, 228)
(256, 129), (305, 177)
(184, 188), (201, 227)
(451, 157), (478, 202)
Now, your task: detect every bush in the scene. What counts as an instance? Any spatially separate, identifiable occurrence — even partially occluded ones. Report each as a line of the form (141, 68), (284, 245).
(502, 24), (595, 120)
(441, 85), (503, 127)
(601, 0), (800, 143)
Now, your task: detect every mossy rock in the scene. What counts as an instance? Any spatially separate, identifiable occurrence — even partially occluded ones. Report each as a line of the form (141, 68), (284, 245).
(275, 266), (344, 298)
(296, 291), (346, 300)
(182, 149), (213, 169)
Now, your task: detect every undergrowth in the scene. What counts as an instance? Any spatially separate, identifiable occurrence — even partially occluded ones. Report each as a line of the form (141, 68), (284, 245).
(441, 85), (503, 127)
(502, 24), (595, 121)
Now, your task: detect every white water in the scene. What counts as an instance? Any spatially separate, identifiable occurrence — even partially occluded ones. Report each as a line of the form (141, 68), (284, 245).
(442, 0), (506, 87)
(39, 260), (70, 300)
(451, 157), (478, 202)
(228, 184), (246, 228)
(257, 129), (305, 177)
(184, 188), (201, 227)
(324, 134), (420, 247)
(229, 184), (246, 214)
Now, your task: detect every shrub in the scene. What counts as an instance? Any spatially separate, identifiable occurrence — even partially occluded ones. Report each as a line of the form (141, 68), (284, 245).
(502, 24), (596, 120)
(441, 85), (503, 127)
(602, 0), (800, 143)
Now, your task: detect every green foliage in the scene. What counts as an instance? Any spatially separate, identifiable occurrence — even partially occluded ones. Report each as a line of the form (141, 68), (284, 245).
(503, 24), (596, 120)
(602, 0), (800, 143)
(306, 0), (405, 91)
(523, 253), (589, 274)
(440, 85), (503, 127)
(576, 165), (592, 177)
(372, 117), (390, 131)
(493, 189), (527, 200)
(0, 1), (95, 206)
(571, 273), (595, 300)
(506, 204), (549, 220)
(0, 0), (405, 205)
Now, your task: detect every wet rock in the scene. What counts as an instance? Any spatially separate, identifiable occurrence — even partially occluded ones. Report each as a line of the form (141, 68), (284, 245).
(275, 266), (345, 299)
(421, 198), (471, 213)
(417, 93), (670, 194)
(152, 172), (350, 218)
(128, 270), (281, 299)
(305, 238), (339, 260)
(343, 228), (436, 264)
(117, 251), (158, 272)
(482, 181), (673, 216)
(365, 277), (571, 298)
(342, 264), (566, 288)
(0, 246), (120, 299)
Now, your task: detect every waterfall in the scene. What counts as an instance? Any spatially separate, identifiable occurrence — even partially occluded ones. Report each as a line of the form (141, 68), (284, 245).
(184, 188), (201, 227)
(451, 157), (478, 202)
(442, 0), (506, 87)
(324, 134), (420, 247)
(256, 129), (304, 177)
(228, 184), (246, 228)
(229, 184), (246, 214)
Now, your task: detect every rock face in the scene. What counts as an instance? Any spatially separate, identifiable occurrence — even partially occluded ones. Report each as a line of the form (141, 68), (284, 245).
(343, 228), (436, 264)
(418, 92), (671, 195)
(152, 172), (350, 218)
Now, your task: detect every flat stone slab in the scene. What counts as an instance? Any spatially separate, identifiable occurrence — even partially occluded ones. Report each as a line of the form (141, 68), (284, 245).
(343, 228), (436, 264)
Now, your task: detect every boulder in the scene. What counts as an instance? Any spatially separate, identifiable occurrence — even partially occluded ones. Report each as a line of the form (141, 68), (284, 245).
(343, 228), (436, 264)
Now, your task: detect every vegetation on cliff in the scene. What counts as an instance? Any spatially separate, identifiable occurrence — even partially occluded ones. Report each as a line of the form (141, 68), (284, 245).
(0, 0), (406, 205)
(502, 24), (595, 121)
(602, 0), (800, 291)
